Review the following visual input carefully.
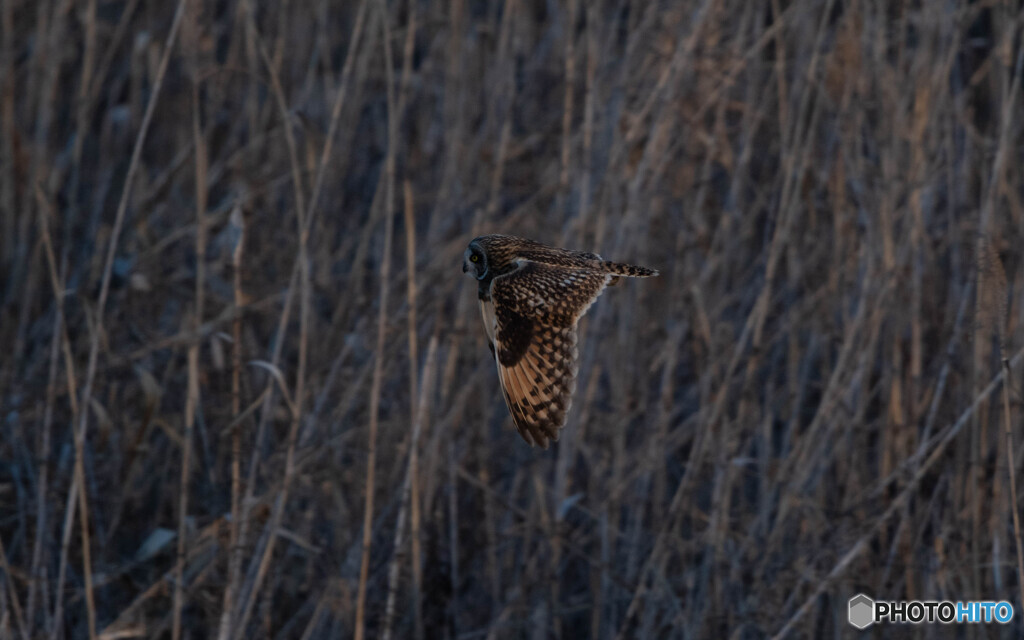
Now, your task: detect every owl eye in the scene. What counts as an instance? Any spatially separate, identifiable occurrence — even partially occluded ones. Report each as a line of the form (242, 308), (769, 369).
(470, 254), (480, 263)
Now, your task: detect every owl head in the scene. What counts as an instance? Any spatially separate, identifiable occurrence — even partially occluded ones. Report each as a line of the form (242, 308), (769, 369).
(463, 239), (490, 280)
(464, 235), (530, 280)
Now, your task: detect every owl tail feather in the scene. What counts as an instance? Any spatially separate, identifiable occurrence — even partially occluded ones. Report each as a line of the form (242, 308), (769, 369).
(600, 261), (659, 278)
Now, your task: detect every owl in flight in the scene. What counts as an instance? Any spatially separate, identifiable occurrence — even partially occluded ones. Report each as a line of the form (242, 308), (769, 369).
(463, 234), (658, 447)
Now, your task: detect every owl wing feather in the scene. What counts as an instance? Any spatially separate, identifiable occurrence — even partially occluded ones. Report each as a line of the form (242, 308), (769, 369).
(486, 261), (612, 447)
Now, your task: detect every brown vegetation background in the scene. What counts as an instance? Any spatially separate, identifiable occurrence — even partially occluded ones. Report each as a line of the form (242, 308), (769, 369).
(2, 0), (1024, 638)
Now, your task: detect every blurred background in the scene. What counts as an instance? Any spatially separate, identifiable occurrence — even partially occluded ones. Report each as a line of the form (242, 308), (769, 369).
(2, 0), (1024, 638)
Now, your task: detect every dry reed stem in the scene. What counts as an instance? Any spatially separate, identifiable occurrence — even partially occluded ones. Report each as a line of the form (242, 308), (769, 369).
(481, 0), (519, 231)
(382, 336), (438, 640)
(557, 0), (577, 220)
(47, 5), (187, 638)
(306, 0), (369, 230)
(1001, 355), (1024, 616)
(354, 3), (399, 639)
(6, 3), (1024, 637)
(0, 0), (13, 268)
(230, 4), (313, 633)
(28, 188), (67, 633)
(66, 0), (96, 228)
(172, 74), (209, 640)
(981, 232), (1024, 615)
(217, 25), (371, 616)
(772, 343), (1024, 638)
(35, 187), (82, 640)
(575, 2), (597, 241)
(224, 16), (305, 594)
(447, 438), (460, 635)
(402, 177), (426, 640)
(217, 204), (246, 640)
(0, 533), (28, 640)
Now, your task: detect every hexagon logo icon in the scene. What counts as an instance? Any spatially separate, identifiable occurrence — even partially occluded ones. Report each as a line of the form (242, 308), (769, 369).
(848, 594), (874, 630)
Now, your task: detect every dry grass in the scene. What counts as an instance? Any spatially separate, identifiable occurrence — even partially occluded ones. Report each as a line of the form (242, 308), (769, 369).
(2, 1), (1024, 638)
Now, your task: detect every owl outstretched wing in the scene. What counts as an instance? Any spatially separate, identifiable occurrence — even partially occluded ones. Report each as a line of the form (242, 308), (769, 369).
(483, 261), (612, 447)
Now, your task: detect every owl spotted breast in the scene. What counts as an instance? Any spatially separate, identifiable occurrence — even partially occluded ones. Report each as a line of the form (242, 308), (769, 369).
(463, 234), (659, 447)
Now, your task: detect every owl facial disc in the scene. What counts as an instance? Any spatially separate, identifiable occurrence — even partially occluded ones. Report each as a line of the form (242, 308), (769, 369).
(463, 244), (488, 280)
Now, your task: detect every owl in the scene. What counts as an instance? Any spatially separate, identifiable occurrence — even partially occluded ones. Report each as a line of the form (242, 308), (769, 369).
(463, 234), (658, 447)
